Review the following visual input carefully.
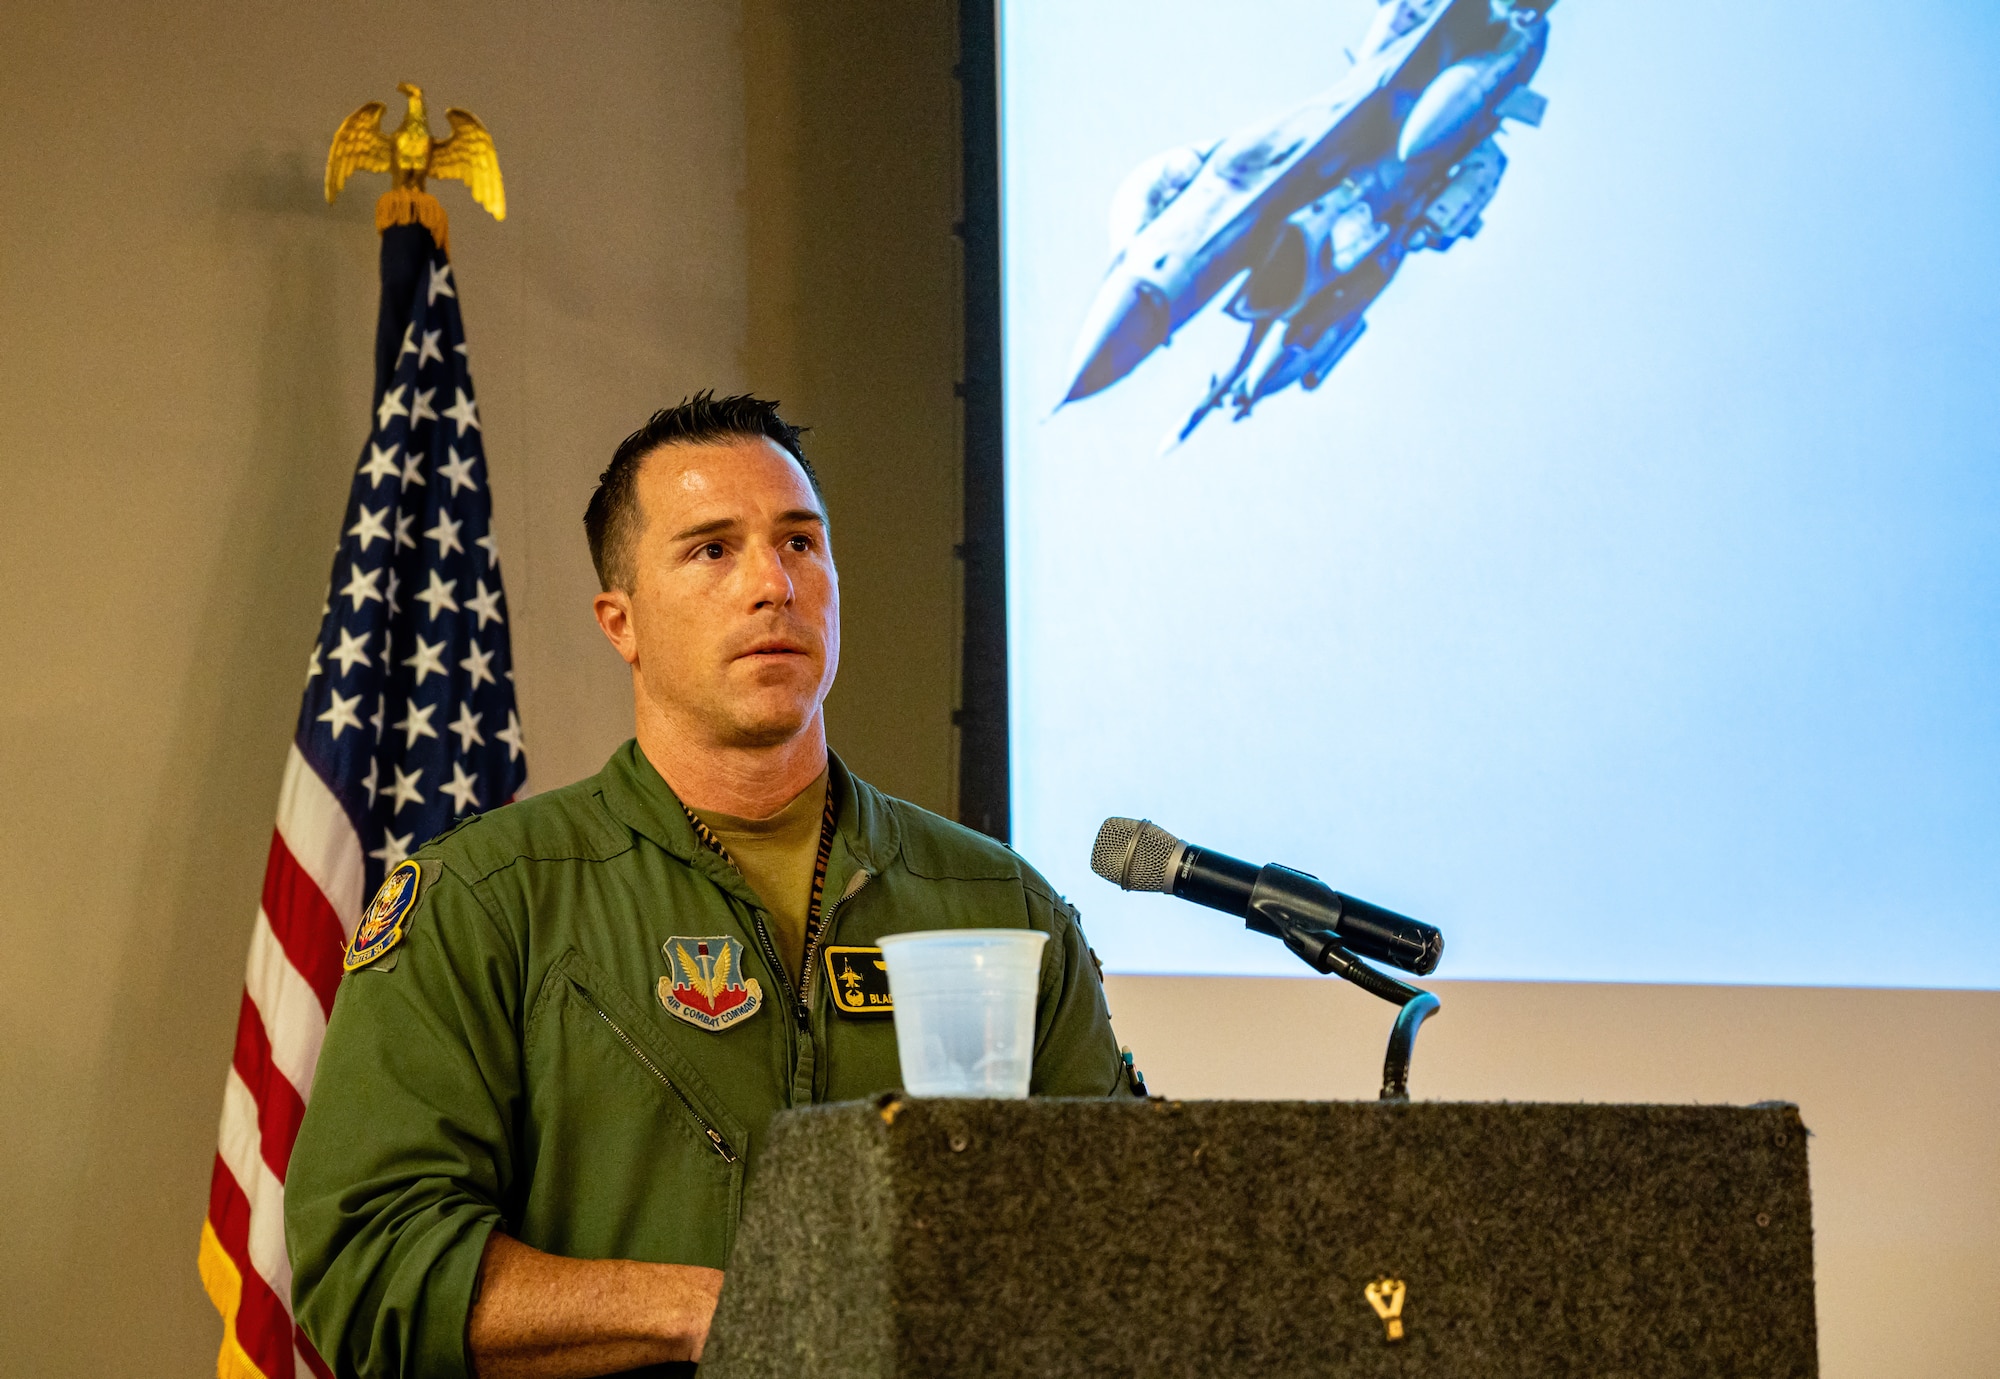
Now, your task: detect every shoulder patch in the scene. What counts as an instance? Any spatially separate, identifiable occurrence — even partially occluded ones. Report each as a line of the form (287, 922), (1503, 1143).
(824, 945), (894, 1017)
(345, 860), (423, 972)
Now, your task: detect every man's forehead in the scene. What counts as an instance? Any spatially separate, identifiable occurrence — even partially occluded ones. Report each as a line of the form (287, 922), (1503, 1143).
(635, 436), (822, 521)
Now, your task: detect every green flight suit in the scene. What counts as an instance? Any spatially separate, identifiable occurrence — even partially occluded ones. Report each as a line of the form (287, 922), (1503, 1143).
(286, 741), (1133, 1379)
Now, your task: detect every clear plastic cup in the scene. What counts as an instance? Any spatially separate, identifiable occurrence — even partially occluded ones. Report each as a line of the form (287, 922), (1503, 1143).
(877, 928), (1049, 1098)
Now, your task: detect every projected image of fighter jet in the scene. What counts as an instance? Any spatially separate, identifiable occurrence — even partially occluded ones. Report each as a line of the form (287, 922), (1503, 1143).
(1060, 0), (1555, 447)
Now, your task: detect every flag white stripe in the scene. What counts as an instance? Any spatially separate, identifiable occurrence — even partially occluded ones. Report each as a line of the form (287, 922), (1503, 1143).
(245, 908), (329, 1100)
(219, 1069), (295, 1311)
(274, 743), (366, 936)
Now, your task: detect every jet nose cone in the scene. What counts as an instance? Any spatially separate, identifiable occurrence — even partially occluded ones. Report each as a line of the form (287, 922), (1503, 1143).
(1063, 275), (1171, 403)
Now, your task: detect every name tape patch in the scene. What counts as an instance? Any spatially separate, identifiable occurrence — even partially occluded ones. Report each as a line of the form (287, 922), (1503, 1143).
(824, 945), (894, 1017)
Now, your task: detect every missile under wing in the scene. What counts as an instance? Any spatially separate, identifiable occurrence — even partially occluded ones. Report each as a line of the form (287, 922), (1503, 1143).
(1060, 0), (1556, 446)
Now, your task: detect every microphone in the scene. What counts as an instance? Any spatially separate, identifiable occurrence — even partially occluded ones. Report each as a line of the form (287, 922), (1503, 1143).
(1090, 818), (1443, 976)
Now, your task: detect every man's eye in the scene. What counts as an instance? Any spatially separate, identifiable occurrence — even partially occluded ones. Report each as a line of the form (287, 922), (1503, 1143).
(787, 534), (814, 552)
(697, 542), (725, 560)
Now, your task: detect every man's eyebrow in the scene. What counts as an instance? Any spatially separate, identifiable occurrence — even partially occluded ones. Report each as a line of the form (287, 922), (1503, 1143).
(669, 517), (739, 544)
(668, 510), (826, 544)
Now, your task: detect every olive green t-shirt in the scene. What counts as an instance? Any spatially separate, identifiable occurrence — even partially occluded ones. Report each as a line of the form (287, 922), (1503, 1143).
(688, 768), (830, 987)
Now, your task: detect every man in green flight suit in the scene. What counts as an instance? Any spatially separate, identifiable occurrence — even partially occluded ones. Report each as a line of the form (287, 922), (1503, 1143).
(286, 394), (1139, 1379)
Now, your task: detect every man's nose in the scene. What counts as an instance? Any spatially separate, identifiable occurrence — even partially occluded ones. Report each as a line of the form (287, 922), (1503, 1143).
(745, 541), (795, 610)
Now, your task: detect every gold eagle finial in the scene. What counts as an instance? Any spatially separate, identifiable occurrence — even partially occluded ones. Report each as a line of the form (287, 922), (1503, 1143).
(326, 83), (505, 252)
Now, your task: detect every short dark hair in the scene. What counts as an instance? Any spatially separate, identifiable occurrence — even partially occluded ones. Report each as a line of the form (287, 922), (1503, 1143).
(585, 391), (819, 591)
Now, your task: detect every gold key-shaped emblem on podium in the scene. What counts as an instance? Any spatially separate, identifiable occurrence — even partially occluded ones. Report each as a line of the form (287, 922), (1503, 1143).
(1364, 1277), (1407, 1341)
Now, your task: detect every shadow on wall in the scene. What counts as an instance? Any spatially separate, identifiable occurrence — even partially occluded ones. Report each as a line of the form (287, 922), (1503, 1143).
(41, 150), (371, 1370)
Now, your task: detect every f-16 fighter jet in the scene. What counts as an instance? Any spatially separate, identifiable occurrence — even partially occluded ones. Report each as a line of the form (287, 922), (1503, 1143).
(1060, 0), (1554, 446)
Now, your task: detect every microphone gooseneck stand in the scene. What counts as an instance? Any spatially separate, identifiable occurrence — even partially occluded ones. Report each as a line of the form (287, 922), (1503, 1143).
(1247, 891), (1441, 1102)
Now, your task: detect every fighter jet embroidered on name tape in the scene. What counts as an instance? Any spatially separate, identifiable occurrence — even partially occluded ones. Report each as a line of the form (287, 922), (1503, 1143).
(824, 945), (894, 1018)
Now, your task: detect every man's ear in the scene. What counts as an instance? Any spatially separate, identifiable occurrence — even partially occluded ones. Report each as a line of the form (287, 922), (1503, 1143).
(592, 589), (640, 667)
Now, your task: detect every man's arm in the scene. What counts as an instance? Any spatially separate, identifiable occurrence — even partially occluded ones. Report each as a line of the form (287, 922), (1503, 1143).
(466, 1234), (722, 1379)
(1027, 890), (1141, 1097)
(291, 861), (721, 1379)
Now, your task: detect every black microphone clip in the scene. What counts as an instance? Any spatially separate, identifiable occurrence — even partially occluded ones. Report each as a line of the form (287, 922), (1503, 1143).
(1244, 865), (1444, 977)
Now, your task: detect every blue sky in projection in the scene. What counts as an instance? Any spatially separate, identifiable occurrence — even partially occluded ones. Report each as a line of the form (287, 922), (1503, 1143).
(1001, 0), (2000, 986)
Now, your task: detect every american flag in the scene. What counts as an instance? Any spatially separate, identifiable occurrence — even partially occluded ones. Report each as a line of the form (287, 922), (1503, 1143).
(198, 221), (527, 1379)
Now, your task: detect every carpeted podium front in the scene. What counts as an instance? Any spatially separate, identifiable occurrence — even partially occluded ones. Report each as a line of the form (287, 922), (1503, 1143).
(701, 1096), (1816, 1378)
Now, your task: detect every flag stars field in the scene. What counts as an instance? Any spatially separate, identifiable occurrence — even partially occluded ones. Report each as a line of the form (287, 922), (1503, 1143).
(466, 578), (504, 628)
(348, 505), (390, 550)
(449, 702), (485, 751)
(438, 447), (478, 495)
(460, 641), (497, 689)
(361, 442), (402, 487)
(375, 384), (409, 431)
(498, 709), (526, 762)
(339, 564), (383, 610)
(443, 388), (480, 435)
(415, 569), (459, 619)
(317, 689), (363, 739)
(403, 635), (448, 685)
(442, 762), (482, 813)
(394, 699), (439, 748)
(370, 828), (414, 867)
(385, 763), (425, 814)
(329, 627), (372, 675)
(426, 510), (464, 557)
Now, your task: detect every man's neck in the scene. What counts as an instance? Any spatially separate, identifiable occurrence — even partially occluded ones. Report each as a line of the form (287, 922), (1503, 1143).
(636, 708), (829, 820)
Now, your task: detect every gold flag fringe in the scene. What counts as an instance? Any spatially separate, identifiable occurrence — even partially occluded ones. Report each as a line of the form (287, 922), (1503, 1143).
(375, 187), (451, 255)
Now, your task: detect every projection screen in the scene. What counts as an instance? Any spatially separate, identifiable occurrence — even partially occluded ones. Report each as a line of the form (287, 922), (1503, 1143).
(998, 0), (2000, 986)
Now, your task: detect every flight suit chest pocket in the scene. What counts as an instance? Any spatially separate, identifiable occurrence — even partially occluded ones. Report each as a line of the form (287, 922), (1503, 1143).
(522, 949), (746, 1266)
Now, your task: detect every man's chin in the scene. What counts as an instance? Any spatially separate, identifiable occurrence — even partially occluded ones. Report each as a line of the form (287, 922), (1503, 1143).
(715, 698), (819, 749)
(724, 719), (812, 749)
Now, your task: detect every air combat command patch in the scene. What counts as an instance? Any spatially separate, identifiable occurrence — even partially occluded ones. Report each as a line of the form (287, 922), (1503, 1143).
(658, 935), (764, 1032)
(824, 945), (894, 1017)
(345, 859), (423, 972)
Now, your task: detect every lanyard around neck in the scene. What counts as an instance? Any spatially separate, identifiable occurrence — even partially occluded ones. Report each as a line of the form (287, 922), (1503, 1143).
(679, 783), (840, 996)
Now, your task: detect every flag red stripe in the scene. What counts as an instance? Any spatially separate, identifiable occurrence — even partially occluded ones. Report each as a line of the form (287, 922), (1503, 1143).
(206, 1160), (297, 1379)
(231, 991), (306, 1179)
(296, 1326), (335, 1379)
(260, 829), (348, 1017)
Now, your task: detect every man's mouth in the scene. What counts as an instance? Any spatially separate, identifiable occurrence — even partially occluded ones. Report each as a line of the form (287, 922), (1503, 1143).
(737, 640), (807, 660)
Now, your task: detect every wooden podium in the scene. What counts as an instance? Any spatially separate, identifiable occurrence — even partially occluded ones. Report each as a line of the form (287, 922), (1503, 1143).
(701, 1096), (1817, 1378)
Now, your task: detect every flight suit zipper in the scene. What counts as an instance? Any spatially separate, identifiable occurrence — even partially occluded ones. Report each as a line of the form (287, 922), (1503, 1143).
(745, 911), (797, 1012)
(797, 870), (873, 1023)
(592, 1005), (738, 1163)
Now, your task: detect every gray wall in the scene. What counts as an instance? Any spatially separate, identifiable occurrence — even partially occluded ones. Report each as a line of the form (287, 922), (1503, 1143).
(0, 3), (1991, 1376)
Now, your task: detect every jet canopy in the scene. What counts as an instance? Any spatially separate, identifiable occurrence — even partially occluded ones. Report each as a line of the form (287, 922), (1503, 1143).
(1106, 142), (1217, 253)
